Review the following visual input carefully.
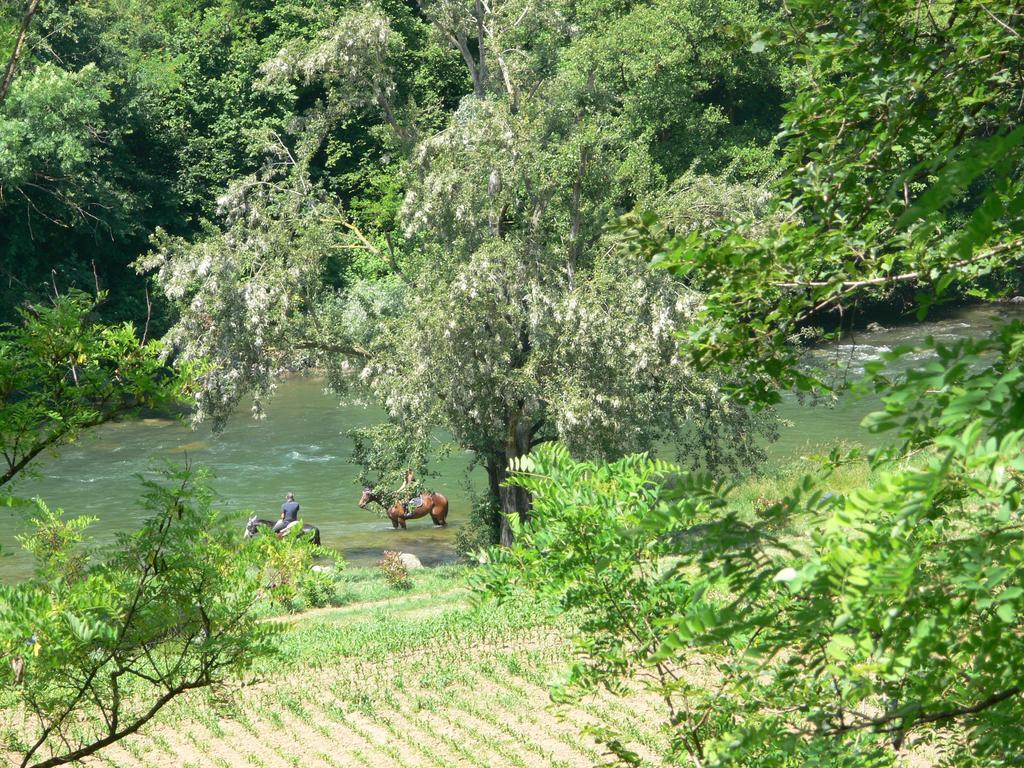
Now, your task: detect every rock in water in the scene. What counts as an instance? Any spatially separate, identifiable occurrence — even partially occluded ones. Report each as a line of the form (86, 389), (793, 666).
(866, 321), (887, 332)
(398, 552), (423, 570)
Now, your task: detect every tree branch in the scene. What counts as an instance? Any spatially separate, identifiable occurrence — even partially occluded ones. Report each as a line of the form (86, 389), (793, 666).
(774, 239), (1024, 290)
(829, 686), (1022, 738)
(0, 0), (40, 107)
(27, 678), (211, 768)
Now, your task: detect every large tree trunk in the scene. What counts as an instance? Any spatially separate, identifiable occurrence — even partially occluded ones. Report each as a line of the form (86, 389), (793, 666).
(485, 454), (505, 542)
(0, 0), (40, 107)
(498, 418), (532, 546)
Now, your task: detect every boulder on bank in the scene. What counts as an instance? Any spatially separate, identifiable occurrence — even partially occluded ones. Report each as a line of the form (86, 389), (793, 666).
(398, 552), (423, 570)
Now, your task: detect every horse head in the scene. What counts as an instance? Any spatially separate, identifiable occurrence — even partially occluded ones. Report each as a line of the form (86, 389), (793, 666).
(358, 487), (376, 509)
(244, 515), (259, 539)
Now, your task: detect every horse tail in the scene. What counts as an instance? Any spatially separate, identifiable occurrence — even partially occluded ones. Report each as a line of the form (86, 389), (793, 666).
(310, 526), (321, 546)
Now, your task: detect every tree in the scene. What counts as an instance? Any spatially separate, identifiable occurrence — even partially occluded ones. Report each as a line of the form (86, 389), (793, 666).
(145, 0), (787, 543)
(0, 0), (464, 324)
(0, 465), (278, 768)
(646, 0), (1024, 403)
(0, 0), (40, 106)
(485, 1), (1024, 765)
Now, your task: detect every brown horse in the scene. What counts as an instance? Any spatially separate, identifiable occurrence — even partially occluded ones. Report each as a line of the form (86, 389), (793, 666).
(358, 487), (449, 529)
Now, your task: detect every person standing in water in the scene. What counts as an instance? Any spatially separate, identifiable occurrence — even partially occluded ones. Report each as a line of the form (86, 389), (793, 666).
(273, 492), (300, 533)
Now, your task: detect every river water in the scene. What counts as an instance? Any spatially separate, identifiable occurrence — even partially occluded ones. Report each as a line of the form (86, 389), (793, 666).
(2, 303), (1021, 581)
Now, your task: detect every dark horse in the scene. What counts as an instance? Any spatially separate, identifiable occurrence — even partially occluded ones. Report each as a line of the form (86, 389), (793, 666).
(358, 487), (449, 529)
(244, 515), (321, 545)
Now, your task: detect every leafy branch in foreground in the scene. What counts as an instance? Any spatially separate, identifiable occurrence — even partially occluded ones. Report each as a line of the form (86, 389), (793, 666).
(628, 0), (1024, 405)
(487, 352), (1024, 767)
(0, 465), (279, 768)
(0, 291), (196, 490)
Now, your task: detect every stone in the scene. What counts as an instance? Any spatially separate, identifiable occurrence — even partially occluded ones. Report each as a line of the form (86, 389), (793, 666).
(398, 552), (423, 570)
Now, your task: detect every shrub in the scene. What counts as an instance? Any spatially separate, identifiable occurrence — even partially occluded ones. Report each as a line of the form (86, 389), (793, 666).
(245, 522), (315, 608)
(454, 492), (501, 561)
(300, 566), (345, 608)
(0, 466), (278, 768)
(378, 550), (411, 590)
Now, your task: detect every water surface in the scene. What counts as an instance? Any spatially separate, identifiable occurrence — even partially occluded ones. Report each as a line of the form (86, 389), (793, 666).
(4, 380), (480, 580)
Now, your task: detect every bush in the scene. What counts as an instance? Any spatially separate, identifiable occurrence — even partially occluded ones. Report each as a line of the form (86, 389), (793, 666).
(378, 550), (411, 590)
(0, 466), (278, 768)
(300, 566), (345, 608)
(244, 523), (347, 611)
(454, 492), (501, 561)
(246, 528), (314, 607)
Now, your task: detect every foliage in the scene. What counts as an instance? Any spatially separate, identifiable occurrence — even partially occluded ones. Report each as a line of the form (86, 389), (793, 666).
(14, 499), (96, 583)
(300, 566), (342, 608)
(0, 465), (278, 768)
(0, 0), (465, 323)
(140, 172), (348, 426)
(482, 446), (747, 767)
(454, 490), (501, 561)
(349, 421), (432, 505)
(147, 0), (788, 544)
(245, 521), (344, 610)
(482, 2), (1024, 767)
(637, 0), (1024, 405)
(378, 550), (412, 591)
(0, 291), (194, 492)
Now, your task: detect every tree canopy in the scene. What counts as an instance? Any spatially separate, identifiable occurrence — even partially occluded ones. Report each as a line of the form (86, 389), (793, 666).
(144, 0), (789, 540)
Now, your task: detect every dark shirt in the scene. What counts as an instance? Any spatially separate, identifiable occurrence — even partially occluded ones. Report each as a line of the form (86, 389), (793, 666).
(281, 500), (300, 522)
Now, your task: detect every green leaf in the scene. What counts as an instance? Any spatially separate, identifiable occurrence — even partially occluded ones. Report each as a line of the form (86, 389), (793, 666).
(825, 634), (856, 662)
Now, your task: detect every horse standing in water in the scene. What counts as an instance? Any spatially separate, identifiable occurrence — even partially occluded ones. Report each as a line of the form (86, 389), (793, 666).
(358, 487), (449, 529)
(244, 516), (321, 545)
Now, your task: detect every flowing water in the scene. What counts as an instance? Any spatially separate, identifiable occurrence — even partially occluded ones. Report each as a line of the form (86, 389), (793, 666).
(2, 303), (1022, 581)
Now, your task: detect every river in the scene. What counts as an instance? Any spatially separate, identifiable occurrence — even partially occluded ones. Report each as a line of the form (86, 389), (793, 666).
(2, 303), (1021, 581)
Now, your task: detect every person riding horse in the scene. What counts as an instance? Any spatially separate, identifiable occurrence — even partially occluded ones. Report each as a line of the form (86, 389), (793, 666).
(275, 492), (300, 532)
(357, 470), (449, 528)
(397, 469), (423, 519)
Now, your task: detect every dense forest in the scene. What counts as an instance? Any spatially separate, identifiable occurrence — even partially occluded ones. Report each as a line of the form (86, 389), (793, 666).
(0, 0), (783, 322)
(3, 0), (1024, 766)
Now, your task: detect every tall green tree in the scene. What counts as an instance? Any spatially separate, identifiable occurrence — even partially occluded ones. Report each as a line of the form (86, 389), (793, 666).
(0, 0), (463, 324)
(146, 0), (787, 542)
